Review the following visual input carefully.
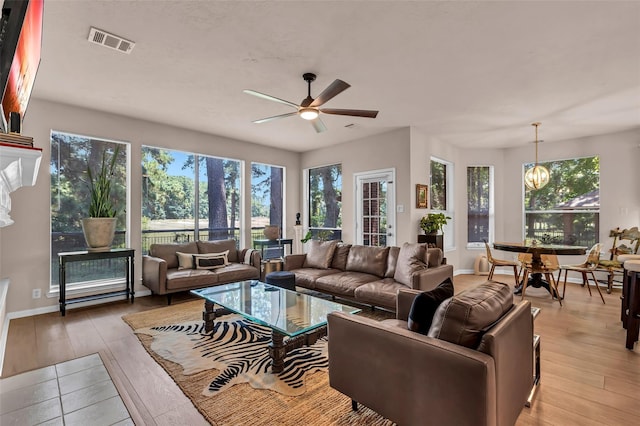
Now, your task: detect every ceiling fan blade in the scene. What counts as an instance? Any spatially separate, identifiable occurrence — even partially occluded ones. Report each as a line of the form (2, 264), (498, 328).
(243, 90), (299, 109)
(309, 79), (351, 107)
(320, 108), (379, 118)
(311, 117), (327, 133)
(253, 112), (299, 124)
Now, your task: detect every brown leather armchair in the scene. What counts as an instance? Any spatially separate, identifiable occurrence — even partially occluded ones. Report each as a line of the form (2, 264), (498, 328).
(327, 282), (533, 426)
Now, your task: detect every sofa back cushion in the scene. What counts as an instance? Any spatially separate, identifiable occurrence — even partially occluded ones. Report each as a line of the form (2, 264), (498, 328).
(384, 246), (401, 278)
(197, 239), (238, 263)
(428, 280), (513, 349)
(393, 243), (427, 286)
(346, 245), (390, 277)
(330, 243), (352, 271)
(150, 242), (198, 269)
(304, 240), (338, 269)
(425, 247), (443, 267)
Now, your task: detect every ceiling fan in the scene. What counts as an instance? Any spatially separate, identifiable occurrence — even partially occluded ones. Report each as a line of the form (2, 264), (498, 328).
(243, 73), (379, 133)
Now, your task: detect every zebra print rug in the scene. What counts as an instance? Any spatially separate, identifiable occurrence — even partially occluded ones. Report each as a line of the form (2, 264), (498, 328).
(135, 314), (328, 397)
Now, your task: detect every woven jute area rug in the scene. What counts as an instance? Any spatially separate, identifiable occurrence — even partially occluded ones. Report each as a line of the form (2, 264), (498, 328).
(122, 299), (394, 426)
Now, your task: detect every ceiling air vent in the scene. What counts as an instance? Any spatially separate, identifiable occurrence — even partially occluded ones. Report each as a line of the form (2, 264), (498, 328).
(88, 27), (135, 54)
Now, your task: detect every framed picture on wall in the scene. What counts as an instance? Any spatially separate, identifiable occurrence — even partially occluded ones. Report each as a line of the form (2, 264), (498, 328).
(416, 184), (428, 208)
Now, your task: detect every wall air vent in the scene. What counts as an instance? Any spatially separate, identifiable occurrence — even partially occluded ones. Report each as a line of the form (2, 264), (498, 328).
(87, 27), (135, 54)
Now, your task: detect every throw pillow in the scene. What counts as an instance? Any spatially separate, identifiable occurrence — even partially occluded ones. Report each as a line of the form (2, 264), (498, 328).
(393, 242), (427, 286)
(407, 278), (454, 335)
(176, 251), (194, 270)
(192, 251), (229, 270)
(303, 240), (338, 269)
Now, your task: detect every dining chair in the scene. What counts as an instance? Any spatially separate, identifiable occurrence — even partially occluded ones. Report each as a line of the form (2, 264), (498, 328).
(596, 227), (640, 293)
(520, 252), (562, 306)
(557, 244), (605, 304)
(483, 240), (520, 287)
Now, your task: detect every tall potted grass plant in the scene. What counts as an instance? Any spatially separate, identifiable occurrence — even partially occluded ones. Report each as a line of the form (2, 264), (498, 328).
(81, 146), (121, 251)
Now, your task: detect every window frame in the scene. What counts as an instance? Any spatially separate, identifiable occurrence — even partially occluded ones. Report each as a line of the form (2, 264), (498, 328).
(430, 157), (454, 251)
(304, 163), (342, 241)
(466, 165), (494, 248)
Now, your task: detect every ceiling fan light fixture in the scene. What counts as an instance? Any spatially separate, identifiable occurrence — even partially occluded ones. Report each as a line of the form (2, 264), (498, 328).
(299, 107), (319, 120)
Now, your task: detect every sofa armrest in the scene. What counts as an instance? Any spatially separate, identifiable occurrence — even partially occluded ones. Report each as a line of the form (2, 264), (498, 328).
(238, 248), (262, 268)
(328, 312), (496, 426)
(142, 255), (167, 295)
(284, 254), (306, 270)
(396, 288), (422, 321)
(410, 264), (453, 291)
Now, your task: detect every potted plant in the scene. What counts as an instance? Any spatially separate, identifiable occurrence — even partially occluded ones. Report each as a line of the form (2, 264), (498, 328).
(81, 146), (121, 251)
(420, 212), (451, 234)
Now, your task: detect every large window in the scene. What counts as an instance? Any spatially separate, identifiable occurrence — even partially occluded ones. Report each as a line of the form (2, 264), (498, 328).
(141, 147), (241, 253)
(524, 156), (599, 246)
(50, 131), (128, 289)
(430, 158), (454, 249)
(308, 164), (342, 241)
(467, 166), (493, 245)
(251, 162), (284, 244)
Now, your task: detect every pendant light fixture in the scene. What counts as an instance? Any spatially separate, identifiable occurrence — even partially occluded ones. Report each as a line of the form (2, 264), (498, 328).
(524, 122), (550, 190)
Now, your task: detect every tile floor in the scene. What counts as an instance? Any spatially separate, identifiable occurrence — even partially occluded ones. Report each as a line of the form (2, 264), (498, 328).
(0, 353), (132, 426)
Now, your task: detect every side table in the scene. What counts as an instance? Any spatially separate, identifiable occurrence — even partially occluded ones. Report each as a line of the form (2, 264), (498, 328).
(58, 248), (135, 316)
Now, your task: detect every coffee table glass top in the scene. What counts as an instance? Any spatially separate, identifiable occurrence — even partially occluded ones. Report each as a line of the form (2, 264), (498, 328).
(191, 280), (360, 337)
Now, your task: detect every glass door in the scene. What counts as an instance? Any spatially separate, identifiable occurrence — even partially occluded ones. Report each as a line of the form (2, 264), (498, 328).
(355, 169), (395, 246)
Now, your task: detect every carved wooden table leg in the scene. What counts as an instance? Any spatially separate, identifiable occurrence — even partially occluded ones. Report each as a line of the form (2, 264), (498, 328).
(269, 331), (286, 374)
(203, 300), (216, 334)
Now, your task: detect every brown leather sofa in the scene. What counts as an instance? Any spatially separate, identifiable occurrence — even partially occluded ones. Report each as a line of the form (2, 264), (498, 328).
(142, 239), (261, 303)
(328, 280), (533, 426)
(284, 241), (453, 310)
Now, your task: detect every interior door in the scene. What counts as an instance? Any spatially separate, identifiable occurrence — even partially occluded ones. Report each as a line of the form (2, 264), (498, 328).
(355, 169), (395, 247)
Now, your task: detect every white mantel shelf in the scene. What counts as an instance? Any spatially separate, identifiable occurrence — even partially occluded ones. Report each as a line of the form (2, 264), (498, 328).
(0, 142), (43, 227)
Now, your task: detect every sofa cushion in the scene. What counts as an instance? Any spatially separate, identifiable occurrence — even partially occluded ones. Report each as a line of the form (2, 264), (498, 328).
(289, 268), (341, 290)
(330, 243), (352, 271)
(304, 240), (338, 269)
(150, 242), (198, 269)
(425, 247), (444, 268)
(407, 278), (454, 334)
(384, 246), (401, 278)
(393, 243), (427, 286)
(165, 268), (218, 290)
(315, 271), (379, 297)
(212, 263), (260, 282)
(346, 245), (390, 277)
(428, 280), (513, 349)
(197, 239), (239, 262)
(354, 278), (408, 310)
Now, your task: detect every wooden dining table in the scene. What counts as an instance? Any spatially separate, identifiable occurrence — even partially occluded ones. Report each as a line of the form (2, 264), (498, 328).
(492, 242), (587, 296)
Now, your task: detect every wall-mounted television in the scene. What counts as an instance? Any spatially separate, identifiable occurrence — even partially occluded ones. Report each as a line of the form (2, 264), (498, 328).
(0, 0), (44, 128)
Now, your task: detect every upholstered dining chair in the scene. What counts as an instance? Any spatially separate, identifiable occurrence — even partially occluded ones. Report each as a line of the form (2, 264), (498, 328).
(520, 251), (562, 306)
(557, 244), (605, 304)
(483, 240), (520, 287)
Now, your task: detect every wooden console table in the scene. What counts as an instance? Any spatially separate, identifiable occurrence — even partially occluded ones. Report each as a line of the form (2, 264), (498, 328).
(58, 248), (135, 316)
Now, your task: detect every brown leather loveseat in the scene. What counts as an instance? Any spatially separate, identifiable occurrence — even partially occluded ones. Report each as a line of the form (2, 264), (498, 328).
(328, 280), (533, 426)
(143, 239), (261, 304)
(284, 240), (453, 310)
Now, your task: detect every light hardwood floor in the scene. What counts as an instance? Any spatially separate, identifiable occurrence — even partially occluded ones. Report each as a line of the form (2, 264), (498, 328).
(3, 275), (639, 425)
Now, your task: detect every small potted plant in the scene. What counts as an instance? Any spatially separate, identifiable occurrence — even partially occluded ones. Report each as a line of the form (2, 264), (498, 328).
(420, 212), (451, 235)
(81, 146), (121, 251)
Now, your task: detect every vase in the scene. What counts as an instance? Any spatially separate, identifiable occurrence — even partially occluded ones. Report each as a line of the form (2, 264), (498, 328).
(81, 217), (117, 251)
(263, 225), (280, 241)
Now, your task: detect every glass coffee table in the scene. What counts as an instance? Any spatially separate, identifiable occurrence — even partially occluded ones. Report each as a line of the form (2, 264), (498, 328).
(191, 280), (360, 373)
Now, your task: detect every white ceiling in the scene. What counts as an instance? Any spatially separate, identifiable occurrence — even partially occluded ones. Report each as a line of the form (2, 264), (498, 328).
(31, 0), (640, 152)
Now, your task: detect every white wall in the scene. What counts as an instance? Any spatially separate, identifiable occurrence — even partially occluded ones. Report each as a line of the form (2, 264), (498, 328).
(0, 99), (301, 315)
(300, 127), (412, 245)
